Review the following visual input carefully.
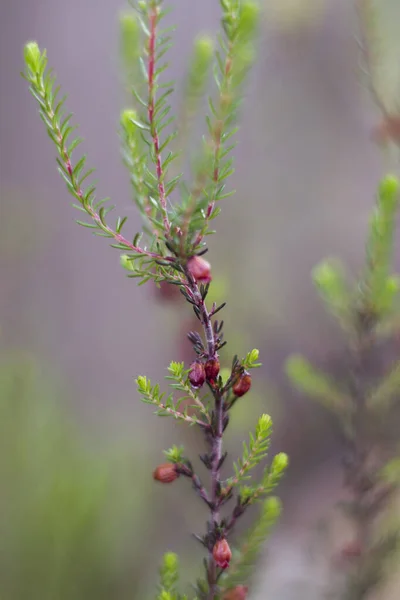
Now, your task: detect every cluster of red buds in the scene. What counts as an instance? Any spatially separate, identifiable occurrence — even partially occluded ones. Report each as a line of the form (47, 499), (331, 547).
(188, 358), (253, 398)
(188, 357), (221, 389)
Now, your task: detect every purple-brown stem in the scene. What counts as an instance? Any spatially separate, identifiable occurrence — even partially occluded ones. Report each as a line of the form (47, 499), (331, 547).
(185, 269), (224, 599)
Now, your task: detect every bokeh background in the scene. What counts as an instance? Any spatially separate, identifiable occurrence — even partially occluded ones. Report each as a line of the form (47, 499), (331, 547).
(0, 0), (398, 598)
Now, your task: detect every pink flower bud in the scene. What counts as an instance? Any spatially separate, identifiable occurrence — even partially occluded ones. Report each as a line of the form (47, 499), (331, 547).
(213, 538), (232, 569)
(188, 361), (206, 389)
(187, 256), (212, 283)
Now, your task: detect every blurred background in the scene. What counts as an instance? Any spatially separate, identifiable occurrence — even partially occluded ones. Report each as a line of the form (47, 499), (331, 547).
(0, 0), (398, 598)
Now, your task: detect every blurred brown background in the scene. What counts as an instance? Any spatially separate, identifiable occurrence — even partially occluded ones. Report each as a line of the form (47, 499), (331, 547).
(0, 0), (396, 598)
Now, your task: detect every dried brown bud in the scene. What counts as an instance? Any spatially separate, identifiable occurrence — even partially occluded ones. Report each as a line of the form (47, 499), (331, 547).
(205, 358), (220, 383)
(188, 361), (206, 389)
(153, 463), (178, 483)
(187, 256), (212, 283)
(222, 586), (248, 600)
(213, 538), (232, 570)
(232, 371), (252, 397)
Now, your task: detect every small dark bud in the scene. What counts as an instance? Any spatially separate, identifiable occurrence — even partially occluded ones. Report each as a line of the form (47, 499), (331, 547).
(205, 358), (220, 383)
(187, 256), (212, 283)
(188, 361), (206, 388)
(232, 371), (252, 397)
(153, 463), (179, 483)
(223, 586), (248, 600)
(213, 538), (232, 569)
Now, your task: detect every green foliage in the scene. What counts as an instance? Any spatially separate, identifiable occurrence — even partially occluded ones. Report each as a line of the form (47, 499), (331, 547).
(285, 354), (350, 416)
(363, 175), (400, 315)
(173, 35), (214, 164)
(239, 451), (288, 506)
(21, 41), (176, 289)
(226, 414), (273, 489)
(380, 457), (400, 486)
(164, 445), (185, 464)
(285, 172), (400, 600)
(136, 374), (208, 427)
(312, 258), (352, 330)
(242, 348), (262, 369)
(157, 553), (180, 600)
(165, 362), (210, 419)
(0, 354), (152, 599)
(119, 10), (141, 86)
(171, 0), (260, 251)
(222, 496), (282, 591)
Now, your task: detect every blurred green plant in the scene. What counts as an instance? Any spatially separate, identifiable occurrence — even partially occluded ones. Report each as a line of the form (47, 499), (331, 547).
(286, 175), (400, 599)
(0, 352), (152, 599)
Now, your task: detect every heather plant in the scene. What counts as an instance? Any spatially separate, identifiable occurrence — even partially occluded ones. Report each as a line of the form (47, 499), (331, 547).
(21, 1), (288, 598)
(284, 3), (400, 598)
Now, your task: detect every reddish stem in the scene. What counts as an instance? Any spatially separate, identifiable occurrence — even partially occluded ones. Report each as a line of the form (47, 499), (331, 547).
(147, 5), (170, 236)
(40, 99), (170, 262)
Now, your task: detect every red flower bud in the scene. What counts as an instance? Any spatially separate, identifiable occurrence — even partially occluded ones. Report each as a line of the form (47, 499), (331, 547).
(223, 586), (248, 600)
(188, 361), (206, 389)
(232, 371), (252, 397)
(213, 538), (232, 570)
(153, 463), (178, 483)
(205, 358), (220, 383)
(187, 256), (212, 283)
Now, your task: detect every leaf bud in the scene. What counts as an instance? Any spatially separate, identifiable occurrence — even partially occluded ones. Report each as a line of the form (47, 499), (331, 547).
(153, 463), (179, 484)
(120, 253), (135, 271)
(271, 452), (289, 474)
(120, 109), (138, 137)
(378, 174), (399, 213)
(205, 358), (220, 383)
(232, 371), (252, 397)
(119, 11), (140, 65)
(188, 361), (206, 389)
(24, 41), (41, 74)
(239, 2), (259, 40)
(187, 256), (212, 283)
(189, 36), (214, 88)
(212, 538), (232, 569)
(223, 586), (248, 600)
